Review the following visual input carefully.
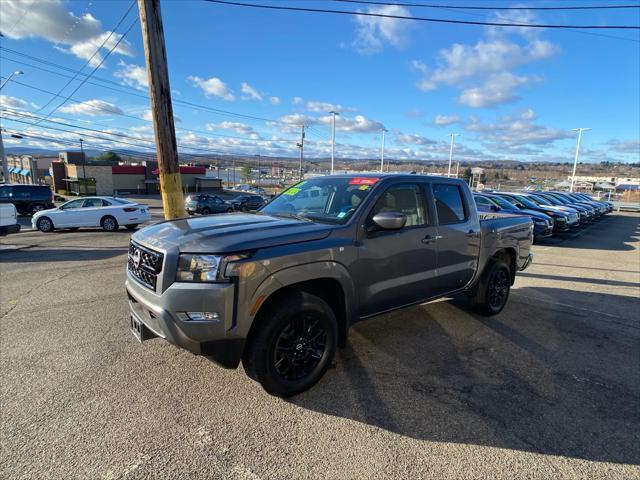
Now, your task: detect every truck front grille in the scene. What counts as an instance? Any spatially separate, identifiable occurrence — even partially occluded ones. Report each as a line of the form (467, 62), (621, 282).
(128, 241), (163, 290)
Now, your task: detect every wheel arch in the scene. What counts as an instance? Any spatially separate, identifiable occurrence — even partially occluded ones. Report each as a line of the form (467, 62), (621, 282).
(245, 264), (356, 351)
(490, 247), (517, 285)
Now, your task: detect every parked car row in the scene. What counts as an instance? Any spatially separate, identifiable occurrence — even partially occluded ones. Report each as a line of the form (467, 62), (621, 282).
(474, 190), (613, 242)
(185, 193), (265, 215)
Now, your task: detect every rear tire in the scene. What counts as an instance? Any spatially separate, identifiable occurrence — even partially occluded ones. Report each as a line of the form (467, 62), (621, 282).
(101, 216), (119, 232)
(36, 217), (54, 232)
(125, 224), (138, 231)
(469, 259), (511, 316)
(243, 291), (337, 397)
(226, 208), (234, 213)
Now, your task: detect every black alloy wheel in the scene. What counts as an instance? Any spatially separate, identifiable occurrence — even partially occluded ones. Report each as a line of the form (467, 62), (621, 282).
(487, 268), (509, 310)
(273, 314), (328, 382)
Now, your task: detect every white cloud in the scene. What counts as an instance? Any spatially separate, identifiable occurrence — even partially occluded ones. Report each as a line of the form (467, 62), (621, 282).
(412, 12), (558, 108)
(395, 132), (436, 146)
(207, 121), (260, 139)
(305, 100), (358, 113)
(241, 82), (263, 101)
(607, 139), (640, 155)
(187, 75), (235, 101)
(433, 114), (459, 126)
(269, 96), (281, 105)
(0, 95), (29, 110)
(351, 5), (412, 55)
(0, 0), (134, 66)
(465, 110), (573, 148)
(319, 114), (385, 133)
(458, 73), (530, 108)
(142, 109), (181, 123)
(114, 61), (148, 90)
(292, 96), (303, 105)
(59, 99), (123, 116)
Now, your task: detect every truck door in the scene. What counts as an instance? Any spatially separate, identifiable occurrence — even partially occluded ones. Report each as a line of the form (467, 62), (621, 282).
(432, 183), (480, 295)
(356, 182), (439, 317)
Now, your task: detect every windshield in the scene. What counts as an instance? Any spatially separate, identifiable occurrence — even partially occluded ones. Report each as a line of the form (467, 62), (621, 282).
(488, 195), (518, 210)
(549, 194), (570, 204)
(260, 176), (378, 224)
(529, 194), (554, 205)
(503, 194), (536, 209)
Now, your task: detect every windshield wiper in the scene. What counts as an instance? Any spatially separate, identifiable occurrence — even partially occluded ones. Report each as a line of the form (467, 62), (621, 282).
(268, 212), (313, 222)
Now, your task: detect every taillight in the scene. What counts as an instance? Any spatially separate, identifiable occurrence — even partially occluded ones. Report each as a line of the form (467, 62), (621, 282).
(123, 207), (138, 212)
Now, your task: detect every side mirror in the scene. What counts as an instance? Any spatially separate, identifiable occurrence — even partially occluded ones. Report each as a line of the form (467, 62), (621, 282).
(371, 212), (407, 231)
(490, 205), (500, 212)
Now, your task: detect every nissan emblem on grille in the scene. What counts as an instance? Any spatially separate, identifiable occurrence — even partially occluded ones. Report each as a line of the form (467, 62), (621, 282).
(128, 241), (163, 290)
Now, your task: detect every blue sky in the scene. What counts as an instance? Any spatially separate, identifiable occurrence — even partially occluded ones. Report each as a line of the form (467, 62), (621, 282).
(1, 0), (639, 163)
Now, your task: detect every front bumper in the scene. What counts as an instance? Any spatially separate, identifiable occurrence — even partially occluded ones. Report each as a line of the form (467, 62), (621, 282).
(126, 273), (245, 368)
(533, 223), (553, 239)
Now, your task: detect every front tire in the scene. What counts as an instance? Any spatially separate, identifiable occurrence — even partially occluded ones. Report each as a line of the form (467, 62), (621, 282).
(243, 292), (337, 397)
(31, 204), (45, 215)
(36, 217), (54, 232)
(101, 215), (119, 232)
(469, 259), (511, 316)
(226, 208), (233, 213)
(201, 208), (211, 215)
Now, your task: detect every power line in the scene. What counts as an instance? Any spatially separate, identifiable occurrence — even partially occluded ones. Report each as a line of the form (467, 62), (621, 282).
(0, 75), (291, 146)
(33, 0), (136, 114)
(203, 0), (640, 29)
(430, 4), (640, 43)
(332, 0), (640, 11)
(28, 16), (139, 131)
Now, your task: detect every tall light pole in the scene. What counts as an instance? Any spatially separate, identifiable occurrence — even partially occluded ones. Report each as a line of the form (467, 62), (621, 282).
(297, 124), (305, 180)
(379, 128), (388, 173)
(447, 133), (459, 177)
(79, 138), (87, 194)
(329, 110), (339, 174)
(570, 128), (591, 192)
(0, 70), (24, 182)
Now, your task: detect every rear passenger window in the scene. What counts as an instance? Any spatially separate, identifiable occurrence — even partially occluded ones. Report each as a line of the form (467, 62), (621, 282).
(433, 184), (467, 224)
(370, 184), (427, 227)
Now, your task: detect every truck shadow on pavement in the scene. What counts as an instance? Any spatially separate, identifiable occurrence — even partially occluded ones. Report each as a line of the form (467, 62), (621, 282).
(292, 288), (640, 465)
(0, 247), (127, 263)
(535, 213), (639, 251)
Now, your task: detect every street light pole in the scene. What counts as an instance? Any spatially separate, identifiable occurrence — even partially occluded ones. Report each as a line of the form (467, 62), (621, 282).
(0, 70), (24, 182)
(447, 133), (459, 177)
(329, 110), (339, 174)
(380, 128), (387, 173)
(79, 138), (87, 195)
(570, 128), (591, 192)
(297, 124), (305, 180)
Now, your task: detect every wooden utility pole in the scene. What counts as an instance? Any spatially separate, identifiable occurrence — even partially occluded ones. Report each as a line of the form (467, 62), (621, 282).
(138, 0), (184, 219)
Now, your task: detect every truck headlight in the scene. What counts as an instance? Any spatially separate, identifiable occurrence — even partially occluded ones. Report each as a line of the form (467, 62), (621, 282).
(176, 254), (222, 282)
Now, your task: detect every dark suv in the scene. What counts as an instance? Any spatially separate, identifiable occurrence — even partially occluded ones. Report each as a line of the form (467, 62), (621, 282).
(0, 184), (55, 215)
(230, 195), (265, 212)
(185, 194), (234, 215)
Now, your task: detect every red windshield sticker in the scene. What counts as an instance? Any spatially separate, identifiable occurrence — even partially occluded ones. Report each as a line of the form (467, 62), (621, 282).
(349, 177), (379, 185)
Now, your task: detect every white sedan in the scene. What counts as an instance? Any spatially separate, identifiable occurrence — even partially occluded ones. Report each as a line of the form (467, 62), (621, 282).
(32, 196), (151, 233)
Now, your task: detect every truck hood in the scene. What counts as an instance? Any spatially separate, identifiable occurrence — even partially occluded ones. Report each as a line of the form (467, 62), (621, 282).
(133, 213), (333, 253)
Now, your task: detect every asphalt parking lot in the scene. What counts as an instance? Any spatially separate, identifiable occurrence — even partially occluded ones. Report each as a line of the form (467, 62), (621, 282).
(1, 212), (639, 479)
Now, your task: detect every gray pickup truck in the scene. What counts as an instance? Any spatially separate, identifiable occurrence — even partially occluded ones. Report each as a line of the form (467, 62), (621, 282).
(126, 174), (533, 396)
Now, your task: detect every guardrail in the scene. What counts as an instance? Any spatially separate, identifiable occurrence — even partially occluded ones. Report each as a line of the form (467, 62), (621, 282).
(612, 202), (640, 212)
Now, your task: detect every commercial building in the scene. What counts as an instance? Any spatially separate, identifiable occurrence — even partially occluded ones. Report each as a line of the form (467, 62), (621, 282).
(48, 151), (218, 196)
(6, 154), (56, 185)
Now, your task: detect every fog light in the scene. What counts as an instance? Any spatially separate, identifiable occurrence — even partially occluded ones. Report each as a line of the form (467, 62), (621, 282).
(176, 311), (220, 322)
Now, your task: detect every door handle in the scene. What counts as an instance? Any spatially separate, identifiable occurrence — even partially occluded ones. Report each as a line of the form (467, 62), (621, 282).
(422, 235), (443, 244)
(466, 230), (480, 238)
